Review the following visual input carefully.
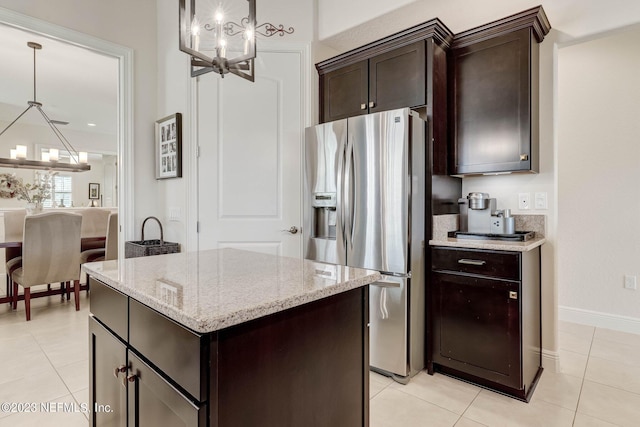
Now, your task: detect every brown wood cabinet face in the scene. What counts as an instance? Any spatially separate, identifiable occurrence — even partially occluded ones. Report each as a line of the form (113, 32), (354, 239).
(319, 41), (426, 123)
(450, 28), (537, 175)
(432, 271), (521, 389)
(321, 60), (368, 122)
(369, 41), (426, 113)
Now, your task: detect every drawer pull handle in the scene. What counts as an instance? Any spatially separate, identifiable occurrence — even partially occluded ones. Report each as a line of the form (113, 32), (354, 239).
(113, 365), (127, 379)
(458, 259), (486, 266)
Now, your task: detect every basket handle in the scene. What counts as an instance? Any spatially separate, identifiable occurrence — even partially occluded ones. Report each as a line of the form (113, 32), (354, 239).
(141, 216), (164, 245)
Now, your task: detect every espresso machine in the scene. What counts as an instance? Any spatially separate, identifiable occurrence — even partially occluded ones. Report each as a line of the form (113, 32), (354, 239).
(459, 192), (515, 235)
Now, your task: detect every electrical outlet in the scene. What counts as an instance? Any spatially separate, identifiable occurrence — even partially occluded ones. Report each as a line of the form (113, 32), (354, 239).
(518, 193), (530, 210)
(624, 275), (637, 290)
(534, 192), (548, 209)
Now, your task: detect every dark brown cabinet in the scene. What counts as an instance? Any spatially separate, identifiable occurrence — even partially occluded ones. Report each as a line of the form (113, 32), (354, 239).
(429, 246), (542, 401)
(448, 7), (551, 175)
(89, 277), (369, 426)
(320, 41), (425, 122)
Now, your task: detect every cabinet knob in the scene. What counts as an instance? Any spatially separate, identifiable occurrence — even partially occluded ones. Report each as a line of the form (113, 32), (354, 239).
(360, 103), (367, 110)
(122, 374), (137, 387)
(369, 101), (375, 108)
(113, 365), (127, 379)
(519, 154), (529, 161)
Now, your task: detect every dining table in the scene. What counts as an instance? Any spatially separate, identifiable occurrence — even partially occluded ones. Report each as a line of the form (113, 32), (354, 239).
(0, 236), (106, 305)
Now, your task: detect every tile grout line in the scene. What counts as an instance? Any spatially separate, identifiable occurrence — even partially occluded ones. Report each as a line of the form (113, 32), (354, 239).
(571, 325), (596, 426)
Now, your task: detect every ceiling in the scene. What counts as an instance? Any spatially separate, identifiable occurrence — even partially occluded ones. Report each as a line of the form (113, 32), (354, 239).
(0, 23), (118, 151)
(320, 0), (640, 53)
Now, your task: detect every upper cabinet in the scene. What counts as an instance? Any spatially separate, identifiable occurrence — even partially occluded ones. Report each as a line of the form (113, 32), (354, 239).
(316, 20), (453, 175)
(448, 7), (551, 175)
(316, 20), (452, 124)
(319, 41), (426, 122)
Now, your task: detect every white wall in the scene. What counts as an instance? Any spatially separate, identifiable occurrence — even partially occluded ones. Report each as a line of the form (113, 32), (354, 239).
(0, 0), (159, 236)
(155, 0), (315, 250)
(557, 25), (640, 331)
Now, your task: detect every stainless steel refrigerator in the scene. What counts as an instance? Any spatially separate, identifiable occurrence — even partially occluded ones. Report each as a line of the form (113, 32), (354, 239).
(303, 107), (426, 383)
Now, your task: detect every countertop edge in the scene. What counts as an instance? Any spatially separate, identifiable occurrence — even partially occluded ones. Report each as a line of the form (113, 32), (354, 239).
(84, 262), (382, 334)
(428, 237), (546, 252)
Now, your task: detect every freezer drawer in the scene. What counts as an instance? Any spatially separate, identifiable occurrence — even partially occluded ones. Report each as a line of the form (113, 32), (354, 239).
(369, 276), (407, 377)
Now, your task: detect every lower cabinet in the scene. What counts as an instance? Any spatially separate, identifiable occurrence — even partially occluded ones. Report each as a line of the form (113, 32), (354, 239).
(127, 351), (204, 427)
(89, 317), (127, 427)
(89, 277), (369, 426)
(429, 246), (542, 401)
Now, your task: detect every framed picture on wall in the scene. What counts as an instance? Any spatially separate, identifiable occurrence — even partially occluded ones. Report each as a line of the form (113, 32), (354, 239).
(155, 113), (183, 179)
(89, 183), (100, 199)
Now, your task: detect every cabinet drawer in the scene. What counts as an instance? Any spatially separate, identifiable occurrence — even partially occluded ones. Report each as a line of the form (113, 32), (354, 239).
(129, 299), (207, 402)
(431, 247), (520, 281)
(89, 278), (128, 340)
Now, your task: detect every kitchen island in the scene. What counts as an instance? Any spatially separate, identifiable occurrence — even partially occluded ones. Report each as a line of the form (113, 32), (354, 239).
(84, 248), (381, 427)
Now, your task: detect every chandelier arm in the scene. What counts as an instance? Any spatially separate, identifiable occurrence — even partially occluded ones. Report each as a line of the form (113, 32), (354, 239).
(0, 105), (35, 137)
(35, 106), (80, 163)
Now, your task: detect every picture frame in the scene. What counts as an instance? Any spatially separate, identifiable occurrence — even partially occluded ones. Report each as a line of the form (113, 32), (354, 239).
(88, 182), (100, 200)
(155, 113), (183, 179)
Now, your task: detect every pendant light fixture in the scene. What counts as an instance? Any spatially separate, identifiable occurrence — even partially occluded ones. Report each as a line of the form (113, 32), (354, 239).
(0, 42), (90, 172)
(179, 0), (294, 81)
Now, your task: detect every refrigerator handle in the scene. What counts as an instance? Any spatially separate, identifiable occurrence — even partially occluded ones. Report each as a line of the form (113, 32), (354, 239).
(337, 139), (347, 241)
(344, 134), (355, 248)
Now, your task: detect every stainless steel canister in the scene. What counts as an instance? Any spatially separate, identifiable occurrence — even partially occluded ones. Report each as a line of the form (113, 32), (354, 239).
(467, 192), (490, 210)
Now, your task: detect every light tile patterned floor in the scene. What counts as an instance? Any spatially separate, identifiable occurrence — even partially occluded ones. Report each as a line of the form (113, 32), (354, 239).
(1, 293), (640, 426)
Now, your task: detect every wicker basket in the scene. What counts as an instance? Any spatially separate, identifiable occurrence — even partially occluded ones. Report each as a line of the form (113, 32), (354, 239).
(125, 216), (180, 258)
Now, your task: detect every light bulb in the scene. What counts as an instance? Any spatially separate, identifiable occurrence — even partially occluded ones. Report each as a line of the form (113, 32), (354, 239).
(10, 149), (16, 159)
(49, 148), (59, 161)
(215, 8), (223, 24)
(79, 152), (88, 164)
(42, 152), (50, 162)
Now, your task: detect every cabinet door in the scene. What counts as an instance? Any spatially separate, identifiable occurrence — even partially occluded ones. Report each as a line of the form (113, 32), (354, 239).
(450, 28), (534, 174)
(89, 316), (127, 427)
(127, 351), (205, 427)
(321, 60), (368, 122)
(432, 271), (521, 389)
(369, 41), (426, 113)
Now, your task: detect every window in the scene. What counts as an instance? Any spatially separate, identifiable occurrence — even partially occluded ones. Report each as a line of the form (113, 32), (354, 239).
(43, 175), (73, 208)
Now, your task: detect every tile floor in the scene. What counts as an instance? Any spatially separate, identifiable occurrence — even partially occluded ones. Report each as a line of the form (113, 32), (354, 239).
(1, 293), (639, 426)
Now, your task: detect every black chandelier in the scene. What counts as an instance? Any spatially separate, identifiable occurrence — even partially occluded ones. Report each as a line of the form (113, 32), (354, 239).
(0, 42), (90, 172)
(179, 0), (294, 82)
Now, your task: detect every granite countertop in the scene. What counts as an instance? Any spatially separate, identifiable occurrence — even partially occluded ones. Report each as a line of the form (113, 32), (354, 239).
(83, 248), (381, 334)
(428, 236), (546, 252)
(429, 213), (546, 252)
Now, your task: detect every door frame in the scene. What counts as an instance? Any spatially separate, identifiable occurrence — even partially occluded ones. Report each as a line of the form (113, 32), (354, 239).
(0, 6), (135, 252)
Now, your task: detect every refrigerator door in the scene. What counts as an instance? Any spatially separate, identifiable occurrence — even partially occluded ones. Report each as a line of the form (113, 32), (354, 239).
(303, 120), (347, 264)
(346, 108), (410, 274)
(369, 275), (409, 378)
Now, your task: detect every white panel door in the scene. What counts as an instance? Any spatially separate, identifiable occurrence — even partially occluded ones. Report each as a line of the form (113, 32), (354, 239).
(197, 50), (303, 258)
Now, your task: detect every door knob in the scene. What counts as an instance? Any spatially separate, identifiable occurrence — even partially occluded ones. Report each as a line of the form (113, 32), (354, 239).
(282, 226), (299, 234)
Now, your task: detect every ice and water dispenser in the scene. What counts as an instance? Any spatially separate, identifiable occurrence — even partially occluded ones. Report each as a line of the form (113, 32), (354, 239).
(311, 193), (336, 239)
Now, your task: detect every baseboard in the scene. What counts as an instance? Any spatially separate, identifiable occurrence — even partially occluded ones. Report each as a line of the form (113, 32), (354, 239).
(541, 349), (560, 373)
(559, 305), (640, 335)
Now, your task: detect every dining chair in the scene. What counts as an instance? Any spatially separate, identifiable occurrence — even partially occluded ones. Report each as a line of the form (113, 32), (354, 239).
(80, 213), (117, 289)
(11, 212), (82, 321)
(3, 209), (26, 303)
(80, 208), (111, 251)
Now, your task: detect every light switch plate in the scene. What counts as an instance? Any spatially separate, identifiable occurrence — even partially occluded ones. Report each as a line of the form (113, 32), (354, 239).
(168, 207), (181, 222)
(518, 193), (530, 210)
(534, 192), (548, 209)
(624, 275), (637, 290)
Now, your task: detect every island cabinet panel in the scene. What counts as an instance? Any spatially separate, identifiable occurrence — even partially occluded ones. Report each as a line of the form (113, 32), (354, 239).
(127, 351), (206, 427)
(89, 317), (127, 427)
(89, 277), (370, 426)
(216, 286), (369, 427)
(428, 246), (542, 401)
